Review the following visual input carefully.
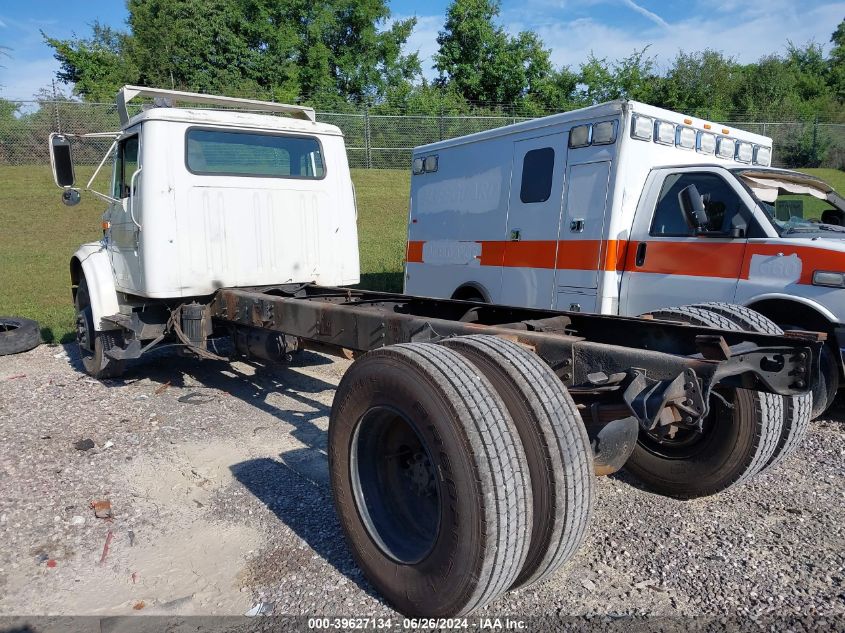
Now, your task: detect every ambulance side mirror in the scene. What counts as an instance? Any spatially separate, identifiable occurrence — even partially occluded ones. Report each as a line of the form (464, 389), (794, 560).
(678, 184), (709, 231)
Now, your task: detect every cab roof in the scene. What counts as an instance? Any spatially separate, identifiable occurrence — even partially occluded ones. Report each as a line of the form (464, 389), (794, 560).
(124, 106), (343, 137)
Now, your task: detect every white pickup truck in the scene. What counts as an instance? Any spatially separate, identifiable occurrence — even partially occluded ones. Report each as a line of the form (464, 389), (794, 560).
(404, 100), (845, 416)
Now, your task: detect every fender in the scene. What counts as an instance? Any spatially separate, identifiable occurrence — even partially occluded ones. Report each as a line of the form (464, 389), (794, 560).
(743, 292), (839, 324)
(70, 242), (120, 332)
(451, 282), (491, 303)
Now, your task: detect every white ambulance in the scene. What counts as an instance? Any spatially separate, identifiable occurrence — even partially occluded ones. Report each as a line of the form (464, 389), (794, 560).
(404, 100), (845, 415)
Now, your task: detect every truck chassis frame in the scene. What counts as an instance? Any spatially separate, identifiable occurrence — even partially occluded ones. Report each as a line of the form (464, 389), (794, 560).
(202, 284), (818, 438)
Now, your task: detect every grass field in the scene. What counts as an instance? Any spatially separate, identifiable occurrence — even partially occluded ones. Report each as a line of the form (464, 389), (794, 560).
(0, 165), (842, 343)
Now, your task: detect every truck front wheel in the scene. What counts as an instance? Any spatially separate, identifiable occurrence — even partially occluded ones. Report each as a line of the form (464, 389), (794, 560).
(627, 306), (781, 497)
(74, 277), (126, 379)
(329, 343), (532, 616)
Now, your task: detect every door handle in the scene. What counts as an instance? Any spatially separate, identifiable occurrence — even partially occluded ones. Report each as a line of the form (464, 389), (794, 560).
(635, 242), (647, 267)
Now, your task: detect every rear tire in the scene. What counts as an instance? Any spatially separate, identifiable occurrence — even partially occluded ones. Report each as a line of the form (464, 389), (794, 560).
(627, 306), (781, 497)
(690, 302), (812, 471)
(441, 335), (594, 589)
(329, 343), (532, 616)
(75, 277), (126, 379)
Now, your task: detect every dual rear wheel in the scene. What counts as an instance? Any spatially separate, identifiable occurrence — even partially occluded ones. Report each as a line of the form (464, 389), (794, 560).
(326, 303), (814, 615)
(329, 337), (594, 616)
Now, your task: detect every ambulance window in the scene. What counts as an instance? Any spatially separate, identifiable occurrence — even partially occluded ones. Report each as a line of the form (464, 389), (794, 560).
(651, 172), (748, 237)
(520, 147), (555, 203)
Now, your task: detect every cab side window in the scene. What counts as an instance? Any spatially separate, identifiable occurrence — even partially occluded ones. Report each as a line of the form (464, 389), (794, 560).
(113, 135), (139, 199)
(651, 172), (747, 237)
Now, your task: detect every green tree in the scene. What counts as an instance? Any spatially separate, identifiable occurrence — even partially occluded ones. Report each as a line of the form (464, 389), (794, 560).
(577, 49), (658, 105)
(44, 23), (139, 102)
(44, 0), (419, 107)
(829, 17), (845, 101)
(652, 50), (742, 118)
(434, 0), (559, 107)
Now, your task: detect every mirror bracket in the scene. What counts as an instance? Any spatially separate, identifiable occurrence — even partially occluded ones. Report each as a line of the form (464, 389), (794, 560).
(61, 188), (81, 207)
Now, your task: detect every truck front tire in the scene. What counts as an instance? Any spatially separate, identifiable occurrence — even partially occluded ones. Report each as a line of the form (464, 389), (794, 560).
(690, 302), (812, 471)
(329, 343), (532, 616)
(627, 306), (781, 497)
(75, 277), (126, 379)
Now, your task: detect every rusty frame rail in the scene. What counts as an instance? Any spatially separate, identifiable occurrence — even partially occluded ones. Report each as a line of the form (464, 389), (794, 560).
(210, 286), (818, 412)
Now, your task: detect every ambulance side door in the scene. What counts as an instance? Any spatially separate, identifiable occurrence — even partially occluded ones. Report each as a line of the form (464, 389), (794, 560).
(621, 167), (753, 316)
(499, 133), (568, 309)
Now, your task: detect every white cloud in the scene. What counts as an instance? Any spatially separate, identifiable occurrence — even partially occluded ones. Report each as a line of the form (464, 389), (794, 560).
(533, 1), (845, 70)
(620, 0), (669, 28)
(394, 14), (443, 79)
(0, 57), (60, 100)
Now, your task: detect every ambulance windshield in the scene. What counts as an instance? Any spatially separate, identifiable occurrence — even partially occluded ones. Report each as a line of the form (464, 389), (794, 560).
(735, 169), (845, 236)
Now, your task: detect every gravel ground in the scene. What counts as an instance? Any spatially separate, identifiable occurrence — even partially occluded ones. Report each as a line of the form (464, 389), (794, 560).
(0, 342), (844, 625)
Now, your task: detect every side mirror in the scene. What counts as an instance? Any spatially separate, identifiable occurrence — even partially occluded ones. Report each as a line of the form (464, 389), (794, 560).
(49, 133), (76, 188)
(678, 184), (709, 231)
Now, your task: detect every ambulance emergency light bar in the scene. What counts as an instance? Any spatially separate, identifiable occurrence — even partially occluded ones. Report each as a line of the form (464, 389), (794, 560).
(629, 113), (771, 166)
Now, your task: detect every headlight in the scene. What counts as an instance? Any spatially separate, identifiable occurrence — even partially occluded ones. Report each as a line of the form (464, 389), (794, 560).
(812, 271), (845, 287)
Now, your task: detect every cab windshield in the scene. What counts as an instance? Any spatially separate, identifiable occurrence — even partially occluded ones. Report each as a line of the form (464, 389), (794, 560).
(734, 169), (845, 236)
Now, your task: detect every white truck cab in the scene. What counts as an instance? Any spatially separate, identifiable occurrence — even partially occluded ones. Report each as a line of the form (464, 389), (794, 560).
(49, 86), (359, 377)
(404, 100), (845, 414)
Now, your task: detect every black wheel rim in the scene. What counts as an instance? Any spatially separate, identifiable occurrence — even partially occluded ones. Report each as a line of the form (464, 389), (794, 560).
(75, 306), (94, 355)
(637, 390), (732, 460)
(350, 406), (441, 564)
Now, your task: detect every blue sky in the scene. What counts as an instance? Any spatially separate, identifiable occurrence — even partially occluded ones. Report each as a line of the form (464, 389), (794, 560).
(1, 0), (844, 100)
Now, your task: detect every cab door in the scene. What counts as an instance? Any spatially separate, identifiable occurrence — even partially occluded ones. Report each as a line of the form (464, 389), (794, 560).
(107, 131), (143, 292)
(499, 133), (568, 309)
(622, 168), (752, 316)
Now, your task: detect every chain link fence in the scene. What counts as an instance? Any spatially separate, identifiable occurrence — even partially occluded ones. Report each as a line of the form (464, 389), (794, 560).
(2, 100), (844, 170)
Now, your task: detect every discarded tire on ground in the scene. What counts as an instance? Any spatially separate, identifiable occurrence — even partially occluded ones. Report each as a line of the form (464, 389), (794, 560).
(440, 335), (594, 589)
(627, 306), (781, 498)
(328, 343), (532, 616)
(0, 316), (41, 356)
(690, 302), (813, 471)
